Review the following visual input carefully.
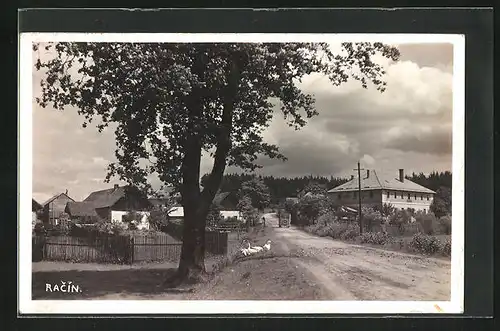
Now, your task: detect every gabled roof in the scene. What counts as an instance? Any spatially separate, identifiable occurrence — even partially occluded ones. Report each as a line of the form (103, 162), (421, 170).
(65, 201), (98, 218)
(83, 185), (128, 208)
(42, 193), (74, 206)
(66, 185), (150, 218)
(327, 170), (435, 194)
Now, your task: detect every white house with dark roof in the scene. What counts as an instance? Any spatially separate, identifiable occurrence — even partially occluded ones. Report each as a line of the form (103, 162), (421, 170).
(328, 169), (435, 213)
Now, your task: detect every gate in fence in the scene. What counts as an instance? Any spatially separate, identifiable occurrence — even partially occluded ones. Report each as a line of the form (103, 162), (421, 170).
(278, 213), (291, 227)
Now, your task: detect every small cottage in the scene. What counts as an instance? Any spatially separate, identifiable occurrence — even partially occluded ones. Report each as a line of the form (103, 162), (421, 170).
(41, 191), (75, 225)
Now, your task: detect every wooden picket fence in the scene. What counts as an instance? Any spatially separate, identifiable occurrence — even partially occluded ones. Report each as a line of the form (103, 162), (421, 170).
(32, 233), (183, 264)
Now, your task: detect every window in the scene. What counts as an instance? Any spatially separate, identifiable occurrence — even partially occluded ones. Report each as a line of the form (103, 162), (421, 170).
(426, 195), (429, 201)
(414, 194), (417, 199)
(394, 191), (397, 198)
(423, 208), (427, 213)
(407, 193), (411, 199)
(420, 194), (423, 200)
(387, 191), (390, 198)
(400, 192), (404, 199)
(370, 191), (374, 198)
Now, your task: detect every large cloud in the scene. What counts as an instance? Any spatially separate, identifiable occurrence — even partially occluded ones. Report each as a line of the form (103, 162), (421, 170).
(31, 42), (453, 201)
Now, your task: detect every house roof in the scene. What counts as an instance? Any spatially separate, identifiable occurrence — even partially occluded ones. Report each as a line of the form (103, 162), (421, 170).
(83, 185), (129, 208)
(32, 199), (43, 211)
(327, 170), (435, 194)
(167, 206), (184, 218)
(66, 185), (150, 218)
(65, 201), (98, 217)
(42, 192), (74, 206)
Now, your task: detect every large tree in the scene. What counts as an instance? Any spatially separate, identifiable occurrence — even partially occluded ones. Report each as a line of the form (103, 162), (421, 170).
(34, 42), (399, 285)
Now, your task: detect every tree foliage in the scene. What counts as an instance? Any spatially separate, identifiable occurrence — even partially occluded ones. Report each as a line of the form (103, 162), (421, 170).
(430, 186), (452, 217)
(35, 42), (399, 193)
(237, 195), (260, 229)
(239, 177), (271, 210)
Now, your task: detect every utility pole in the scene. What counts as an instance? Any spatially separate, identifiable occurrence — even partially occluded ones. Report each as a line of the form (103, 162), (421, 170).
(353, 161), (365, 234)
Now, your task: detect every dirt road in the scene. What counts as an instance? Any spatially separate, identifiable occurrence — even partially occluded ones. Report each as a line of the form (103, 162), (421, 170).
(264, 213), (451, 301)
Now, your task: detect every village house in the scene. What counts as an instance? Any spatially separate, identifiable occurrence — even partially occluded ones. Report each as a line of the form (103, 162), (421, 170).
(40, 190), (75, 225)
(65, 184), (151, 224)
(327, 169), (435, 213)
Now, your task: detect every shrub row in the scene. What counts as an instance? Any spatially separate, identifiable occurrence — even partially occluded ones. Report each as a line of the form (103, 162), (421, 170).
(304, 222), (451, 257)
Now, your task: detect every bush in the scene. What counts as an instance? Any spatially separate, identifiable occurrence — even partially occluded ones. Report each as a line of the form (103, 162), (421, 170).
(362, 207), (384, 231)
(339, 223), (360, 241)
(441, 238), (452, 256)
(439, 215), (452, 235)
(388, 209), (412, 235)
(415, 212), (440, 235)
(359, 231), (391, 245)
(315, 225), (333, 237)
(316, 211), (337, 226)
(409, 232), (442, 255)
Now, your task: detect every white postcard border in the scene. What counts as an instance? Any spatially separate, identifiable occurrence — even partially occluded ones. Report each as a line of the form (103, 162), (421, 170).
(19, 33), (465, 315)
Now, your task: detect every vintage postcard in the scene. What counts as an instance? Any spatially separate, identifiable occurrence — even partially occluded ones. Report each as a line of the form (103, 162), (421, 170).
(19, 33), (464, 314)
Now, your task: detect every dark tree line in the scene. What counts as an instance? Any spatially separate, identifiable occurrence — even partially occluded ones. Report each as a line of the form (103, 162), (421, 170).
(202, 173), (349, 204)
(406, 171), (452, 192)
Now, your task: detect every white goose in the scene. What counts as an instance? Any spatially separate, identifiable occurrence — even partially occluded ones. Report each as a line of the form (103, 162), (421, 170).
(240, 241), (250, 256)
(262, 240), (272, 251)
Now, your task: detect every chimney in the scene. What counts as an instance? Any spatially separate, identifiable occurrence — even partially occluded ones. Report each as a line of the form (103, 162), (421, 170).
(114, 184), (119, 190)
(65, 189), (68, 195)
(350, 175), (354, 180)
(366, 170), (370, 178)
(399, 169), (404, 182)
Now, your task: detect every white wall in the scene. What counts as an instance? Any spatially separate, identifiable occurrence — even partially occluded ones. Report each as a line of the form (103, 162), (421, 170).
(382, 190), (434, 213)
(111, 210), (151, 230)
(220, 210), (243, 222)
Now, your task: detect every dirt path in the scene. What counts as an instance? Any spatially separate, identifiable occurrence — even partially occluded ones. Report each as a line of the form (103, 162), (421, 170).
(264, 213), (451, 301)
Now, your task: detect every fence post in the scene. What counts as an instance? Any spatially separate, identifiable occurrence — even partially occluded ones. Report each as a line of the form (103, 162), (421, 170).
(42, 235), (47, 259)
(129, 236), (134, 265)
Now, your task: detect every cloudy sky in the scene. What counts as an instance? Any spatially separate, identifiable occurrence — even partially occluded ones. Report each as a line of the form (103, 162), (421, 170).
(31, 42), (454, 202)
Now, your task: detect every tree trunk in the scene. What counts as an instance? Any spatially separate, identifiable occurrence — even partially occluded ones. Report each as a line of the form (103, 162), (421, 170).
(177, 204), (208, 280)
(164, 50), (242, 288)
